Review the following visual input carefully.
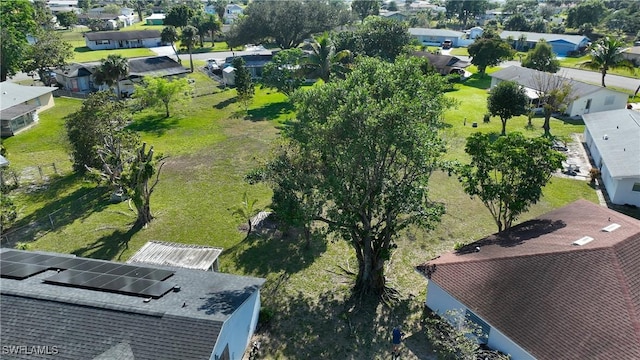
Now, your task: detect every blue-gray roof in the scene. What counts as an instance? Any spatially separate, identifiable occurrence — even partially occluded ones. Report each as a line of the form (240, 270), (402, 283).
(583, 109), (640, 179)
(0, 82), (56, 111)
(499, 31), (589, 46)
(0, 249), (265, 360)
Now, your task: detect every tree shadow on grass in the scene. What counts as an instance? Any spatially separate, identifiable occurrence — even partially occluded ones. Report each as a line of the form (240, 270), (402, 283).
(222, 228), (327, 277)
(127, 113), (179, 136)
(461, 73), (492, 90)
(72, 224), (141, 261)
(214, 97), (237, 110)
(4, 176), (111, 245)
(246, 101), (294, 122)
(258, 288), (428, 359)
(73, 47), (92, 54)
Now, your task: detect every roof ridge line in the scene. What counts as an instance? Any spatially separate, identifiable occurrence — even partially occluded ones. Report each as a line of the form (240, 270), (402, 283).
(612, 236), (640, 344)
(1, 289), (166, 317)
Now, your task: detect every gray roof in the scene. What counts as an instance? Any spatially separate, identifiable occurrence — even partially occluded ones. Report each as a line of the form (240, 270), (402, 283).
(583, 109), (640, 178)
(0, 81), (56, 111)
(0, 249), (265, 360)
(128, 56), (190, 77)
(127, 241), (223, 271)
(84, 30), (161, 41)
(409, 28), (464, 38)
(52, 63), (97, 78)
(490, 66), (626, 99)
(412, 51), (470, 69)
(0, 104), (39, 120)
(500, 31), (589, 45)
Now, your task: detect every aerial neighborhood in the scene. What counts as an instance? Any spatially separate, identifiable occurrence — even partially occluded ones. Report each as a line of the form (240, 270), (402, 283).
(1, 0), (640, 359)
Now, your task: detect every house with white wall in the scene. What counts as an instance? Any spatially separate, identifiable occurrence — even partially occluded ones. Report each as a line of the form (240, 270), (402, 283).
(0, 249), (265, 360)
(409, 28), (466, 48)
(583, 109), (640, 207)
(417, 200), (640, 359)
(0, 82), (56, 137)
(224, 4), (243, 24)
(84, 30), (162, 50)
(490, 66), (629, 118)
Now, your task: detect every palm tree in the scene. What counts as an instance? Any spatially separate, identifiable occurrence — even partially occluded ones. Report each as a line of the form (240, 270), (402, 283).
(581, 37), (633, 87)
(161, 26), (180, 63)
(303, 33), (352, 83)
(93, 54), (129, 98)
(180, 25), (198, 73)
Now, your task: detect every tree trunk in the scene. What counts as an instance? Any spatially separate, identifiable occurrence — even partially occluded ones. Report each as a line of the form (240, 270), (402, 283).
(501, 118), (507, 136)
(189, 48), (194, 73)
(164, 101), (170, 118)
(134, 195), (153, 228)
(246, 218), (252, 235)
(543, 111), (551, 136)
(171, 44), (181, 64)
(601, 69), (606, 87)
(354, 236), (386, 296)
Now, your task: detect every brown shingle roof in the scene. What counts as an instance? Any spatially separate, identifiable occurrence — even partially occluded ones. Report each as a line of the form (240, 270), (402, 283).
(417, 199), (640, 359)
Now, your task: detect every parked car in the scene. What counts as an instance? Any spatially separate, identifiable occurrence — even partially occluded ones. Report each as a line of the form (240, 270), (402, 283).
(206, 59), (220, 72)
(442, 40), (452, 49)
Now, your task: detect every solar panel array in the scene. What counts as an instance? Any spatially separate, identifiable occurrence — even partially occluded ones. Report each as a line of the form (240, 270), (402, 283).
(1, 250), (175, 298)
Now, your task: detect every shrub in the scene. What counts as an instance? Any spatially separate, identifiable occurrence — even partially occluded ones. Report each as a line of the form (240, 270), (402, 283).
(483, 113), (491, 123)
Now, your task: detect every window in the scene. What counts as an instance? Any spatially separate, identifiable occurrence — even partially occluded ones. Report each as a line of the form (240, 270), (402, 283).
(465, 310), (490, 344)
(632, 183), (640, 192)
(96, 40), (110, 45)
(604, 95), (615, 106)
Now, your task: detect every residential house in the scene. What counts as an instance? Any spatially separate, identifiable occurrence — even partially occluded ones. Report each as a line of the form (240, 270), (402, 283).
(466, 26), (483, 40)
(622, 46), (640, 66)
(500, 31), (590, 56)
(0, 82), (56, 137)
(224, 4), (243, 24)
(144, 13), (166, 25)
(127, 241), (223, 272)
(118, 56), (190, 96)
(0, 248), (265, 360)
(409, 28), (466, 48)
(84, 30), (162, 50)
(46, 0), (80, 14)
(408, 1), (445, 13)
(77, 13), (123, 30)
(416, 199), (640, 359)
(87, 6), (137, 26)
(490, 66), (629, 118)
(52, 63), (98, 93)
(412, 51), (470, 76)
(583, 109), (640, 207)
(222, 54), (273, 85)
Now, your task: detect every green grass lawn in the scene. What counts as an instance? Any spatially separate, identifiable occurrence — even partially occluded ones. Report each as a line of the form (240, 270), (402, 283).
(3, 69), (602, 359)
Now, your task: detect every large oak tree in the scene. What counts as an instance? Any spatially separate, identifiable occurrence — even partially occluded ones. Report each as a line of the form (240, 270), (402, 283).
(264, 56), (451, 298)
(0, 0), (37, 81)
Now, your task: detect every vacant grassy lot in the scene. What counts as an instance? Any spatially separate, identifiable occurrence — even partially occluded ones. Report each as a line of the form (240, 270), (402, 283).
(3, 68), (600, 359)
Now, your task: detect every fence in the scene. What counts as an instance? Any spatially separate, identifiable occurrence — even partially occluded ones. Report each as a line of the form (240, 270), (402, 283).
(53, 89), (89, 99)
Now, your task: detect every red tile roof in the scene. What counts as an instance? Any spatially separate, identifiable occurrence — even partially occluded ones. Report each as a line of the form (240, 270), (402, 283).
(417, 199), (640, 359)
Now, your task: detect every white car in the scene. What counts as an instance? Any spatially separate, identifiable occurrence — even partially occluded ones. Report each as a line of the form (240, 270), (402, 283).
(206, 59), (220, 71)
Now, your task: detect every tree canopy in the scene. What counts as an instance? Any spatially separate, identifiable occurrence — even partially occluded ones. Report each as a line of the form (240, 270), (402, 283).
(304, 33), (352, 82)
(232, 57), (254, 110)
(457, 132), (565, 232)
(161, 26), (180, 63)
(566, 0), (607, 29)
(180, 25), (199, 72)
(445, 0), (489, 28)
(487, 81), (529, 136)
(261, 48), (305, 97)
(262, 56), (451, 297)
(93, 55), (130, 98)
(133, 76), (192, 118)
(351, 0), (379, 21)
(0, 0), (37, 81)
(164, 4), (194, 28)
(531, 72), (573, 136)
(467, 32), (514, 77)
(226, 0), (345, 49)
(521, 40), (560, 73)
(333, 17), (411, 62)
(23, 31), (73, 85)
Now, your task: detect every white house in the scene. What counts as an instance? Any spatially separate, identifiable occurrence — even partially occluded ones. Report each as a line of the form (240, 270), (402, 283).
(417, 200), (640, 359)
(490, 66), (629, 118)
(583, 109), (640, 207)
(84, 30), (162, 50)
(409, 28), (466, 48)
(622, 46), (640, 66)
(0, 82), (56, 137)
(0, 248), (266, 360)
(46, 0), (80, 13)
(500, 31), (590, 56)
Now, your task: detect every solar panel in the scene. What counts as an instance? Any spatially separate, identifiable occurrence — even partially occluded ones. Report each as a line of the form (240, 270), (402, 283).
(2, 250), (176, 298)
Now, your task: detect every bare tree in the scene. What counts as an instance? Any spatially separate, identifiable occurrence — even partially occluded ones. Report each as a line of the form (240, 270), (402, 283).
(531, 71), (575, 136)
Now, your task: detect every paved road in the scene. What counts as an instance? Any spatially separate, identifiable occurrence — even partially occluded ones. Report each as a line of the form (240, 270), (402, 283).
(498, 60), (639, 93)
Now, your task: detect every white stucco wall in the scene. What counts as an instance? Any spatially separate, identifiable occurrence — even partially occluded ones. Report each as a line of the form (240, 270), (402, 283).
(426, 281), (536, 360)
(567, 90), (628, 117)
(210, 290), (261, 360)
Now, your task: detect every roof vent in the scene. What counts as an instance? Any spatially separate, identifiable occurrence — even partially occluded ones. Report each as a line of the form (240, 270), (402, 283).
(573, 236), (594, 246)
(602, 223), (621, 232)
(603, 135), (608, 140)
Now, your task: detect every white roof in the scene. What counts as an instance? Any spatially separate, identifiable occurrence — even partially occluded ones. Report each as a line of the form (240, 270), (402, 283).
(145, 13), (165, 20)
(0, 155), (8, 167)
(127, 241), (223, 271)
(0, 82), (56, 111)
(583, 109), (640, 179)
(409, 28), (464, 38)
